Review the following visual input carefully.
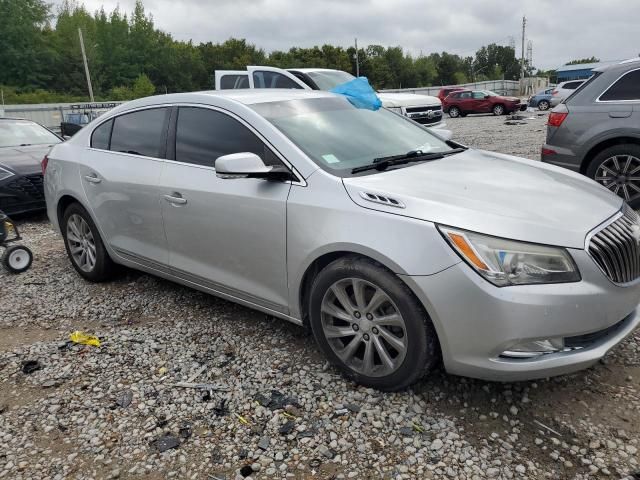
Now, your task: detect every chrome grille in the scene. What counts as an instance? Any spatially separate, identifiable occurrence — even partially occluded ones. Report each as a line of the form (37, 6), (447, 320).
(588, 206), (640, 284)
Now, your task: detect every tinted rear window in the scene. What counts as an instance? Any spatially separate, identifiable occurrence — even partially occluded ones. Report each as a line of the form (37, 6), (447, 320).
(220, 74), (248, 89)
(600, 69), (640, 101)
(110, 108), (168, 158)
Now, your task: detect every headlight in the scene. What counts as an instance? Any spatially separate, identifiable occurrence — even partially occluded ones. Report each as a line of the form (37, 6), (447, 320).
(439, 226), (580, 286)
(0, 166), (15, 182)
(386, 107), (403, 114)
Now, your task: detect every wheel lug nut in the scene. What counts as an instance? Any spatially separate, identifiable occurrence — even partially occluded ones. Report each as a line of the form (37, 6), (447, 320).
(366, 313), (373, 320)
(372, 327), (379, 334)
(363, 334), (370, 341)
(352, 324), (359, 331)
(354, 311), (361, 319)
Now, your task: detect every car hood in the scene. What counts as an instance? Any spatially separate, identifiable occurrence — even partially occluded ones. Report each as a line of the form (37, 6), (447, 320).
(0, 144), (53, 175)
(498, 96), (521, 102)
(342, 149), (622, 249)
(378, 92), (441, 108)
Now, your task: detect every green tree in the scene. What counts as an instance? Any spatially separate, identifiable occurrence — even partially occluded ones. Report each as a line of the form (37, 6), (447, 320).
(132, 73), (155, 97)
(566, 57), (599, 65)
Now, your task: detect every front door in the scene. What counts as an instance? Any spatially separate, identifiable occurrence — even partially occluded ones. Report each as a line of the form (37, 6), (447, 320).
(471, 91), (492, 113)
(80, 107), (170, 270)
(159, 106), (292, 313)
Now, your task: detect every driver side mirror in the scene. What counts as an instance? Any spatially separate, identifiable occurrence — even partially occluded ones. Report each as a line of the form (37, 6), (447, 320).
(484, 95), (490, 99)
(215, 152), (294, 181)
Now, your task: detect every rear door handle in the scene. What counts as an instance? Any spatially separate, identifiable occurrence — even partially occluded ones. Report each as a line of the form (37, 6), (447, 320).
(84, 173), (101, 184)
(164, 193), (187, 205)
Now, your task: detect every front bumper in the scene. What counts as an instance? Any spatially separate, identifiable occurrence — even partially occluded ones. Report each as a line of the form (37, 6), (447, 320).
(0, 173), (46, 215)
(403, 248), (640, 381)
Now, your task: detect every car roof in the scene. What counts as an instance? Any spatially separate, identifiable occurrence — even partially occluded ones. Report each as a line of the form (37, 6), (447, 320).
(288, 68), (345, 73)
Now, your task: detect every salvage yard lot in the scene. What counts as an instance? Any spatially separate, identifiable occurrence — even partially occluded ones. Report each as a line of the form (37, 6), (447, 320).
(1, 113), (639, 480)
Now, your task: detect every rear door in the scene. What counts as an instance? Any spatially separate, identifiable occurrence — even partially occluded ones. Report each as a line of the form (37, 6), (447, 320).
(215, 71), (249, 90)
(159, 105), (292, 312)
(81, 107), (170, 270)
(457, 91), (474, 112)
(247, 66), (310, 89)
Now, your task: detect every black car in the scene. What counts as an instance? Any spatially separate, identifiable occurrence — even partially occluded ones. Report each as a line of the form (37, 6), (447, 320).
(0, 118), (62, 215)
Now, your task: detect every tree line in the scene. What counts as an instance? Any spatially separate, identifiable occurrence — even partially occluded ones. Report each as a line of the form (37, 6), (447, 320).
(2, 0), (550, 104)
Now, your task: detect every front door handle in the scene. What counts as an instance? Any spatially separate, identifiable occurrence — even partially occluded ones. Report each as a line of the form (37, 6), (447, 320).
(164, 193), (187, 205)
(84, 173), (101, 184)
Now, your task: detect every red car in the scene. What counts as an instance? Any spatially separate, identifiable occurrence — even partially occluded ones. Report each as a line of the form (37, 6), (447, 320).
(437, 87), (466, 102)
(443, 89), (526, 117)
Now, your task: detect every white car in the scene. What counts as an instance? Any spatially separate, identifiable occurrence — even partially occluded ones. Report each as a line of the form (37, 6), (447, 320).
(550, 80), (585, 107)
(215, 66), (448, 132)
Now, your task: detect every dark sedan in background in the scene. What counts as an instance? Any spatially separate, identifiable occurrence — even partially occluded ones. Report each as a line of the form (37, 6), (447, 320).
(0, 118), (62, 215)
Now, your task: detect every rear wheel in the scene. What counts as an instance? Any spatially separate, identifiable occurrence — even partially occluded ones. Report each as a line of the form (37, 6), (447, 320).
(61, 203), (115, 282)
(538, 100), (550, 111)
(309, 255), (439, 391)
(587, 144), (640, 208)
(2, 245), (33, 273)
(492, 104), (505, 116)
(448, 106), (461, 118)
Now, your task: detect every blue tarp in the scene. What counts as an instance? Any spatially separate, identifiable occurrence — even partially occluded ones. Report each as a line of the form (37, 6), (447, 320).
(330, 77), (382, 111)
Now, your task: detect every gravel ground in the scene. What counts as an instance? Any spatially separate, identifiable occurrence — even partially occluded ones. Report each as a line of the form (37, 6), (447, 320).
(1, 113), (639, 480)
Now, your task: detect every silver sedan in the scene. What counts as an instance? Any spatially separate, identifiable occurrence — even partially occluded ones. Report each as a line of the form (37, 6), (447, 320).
(44, 89), (640, 391)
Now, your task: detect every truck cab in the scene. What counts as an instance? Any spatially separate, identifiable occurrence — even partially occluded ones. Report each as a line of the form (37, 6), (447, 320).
(215, 66), (447, 130)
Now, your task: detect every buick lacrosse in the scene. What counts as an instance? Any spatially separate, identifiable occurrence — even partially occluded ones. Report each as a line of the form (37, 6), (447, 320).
(44, 90), (640, 390)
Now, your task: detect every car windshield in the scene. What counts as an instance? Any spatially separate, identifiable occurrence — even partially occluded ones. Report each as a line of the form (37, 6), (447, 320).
(0, 120), (61, 148)
(482, 90), (499, 96)
(252, 97), (455, 177)
(305, 70), (357, 90)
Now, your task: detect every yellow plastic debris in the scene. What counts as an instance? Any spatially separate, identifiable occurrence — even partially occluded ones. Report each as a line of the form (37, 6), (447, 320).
(158, 367), (167, 375)
(69, 331), (101, 347)
(234, 413), (250, 425)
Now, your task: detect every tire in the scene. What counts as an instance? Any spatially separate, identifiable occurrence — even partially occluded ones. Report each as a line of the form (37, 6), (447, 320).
(61, 203), (115, 282)
(537, 100), (550, 111)
(460, 112), (468, 117)
(492, 104), (505, 116)
(448, 106), (461, 118)
(308, 255), (439, 391)
(2, 245), (33, 273)
(586, 144), (640, 209)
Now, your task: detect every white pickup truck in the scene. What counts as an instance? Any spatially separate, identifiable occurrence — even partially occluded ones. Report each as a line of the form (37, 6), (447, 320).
(215, 66), (447, 130)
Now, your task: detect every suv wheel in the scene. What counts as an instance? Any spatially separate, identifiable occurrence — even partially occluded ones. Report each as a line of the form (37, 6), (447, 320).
(492, 104), (505, 116)
(537, 100), (550, 110)
(61, 203), (115, 281)
(587, 144), (640, 208)
(448, 106), (461, 118)
(309, 255), (439, 391)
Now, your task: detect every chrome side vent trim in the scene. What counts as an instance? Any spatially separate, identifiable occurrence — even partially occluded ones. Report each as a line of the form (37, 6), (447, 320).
(588, 205), (640, 284)
(359, 191), (405, 208)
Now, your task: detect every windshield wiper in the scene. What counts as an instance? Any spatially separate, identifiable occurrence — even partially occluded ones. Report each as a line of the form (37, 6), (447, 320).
(351, 148), (466, 174)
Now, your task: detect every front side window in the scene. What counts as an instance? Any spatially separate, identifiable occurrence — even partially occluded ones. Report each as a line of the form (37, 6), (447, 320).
(110, 108), (168, 158)
(91, 119), (113, 150)
(472, 91), (486, 99)
(600, 70), (640, 101)
(0, 120), (61, 148)
(175, 107), (280, 167)
(253, 71), (304, 89)
(251, 97), (455, 177)
(305, 70), (356, 90)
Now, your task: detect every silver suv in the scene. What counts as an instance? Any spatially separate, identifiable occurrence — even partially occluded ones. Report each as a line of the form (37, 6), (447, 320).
(542, 58), (640, 208)
(44, 89), (640, 391)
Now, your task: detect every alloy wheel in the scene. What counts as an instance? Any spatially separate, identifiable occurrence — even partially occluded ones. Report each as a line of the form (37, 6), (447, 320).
(493, 104), (504, 115)
(449, 107), (460, 118)
(66, 214), (97, 272)
(595, 155), (640, 202)
(538, 100), (549, 111)
(320, 278), (407, 377)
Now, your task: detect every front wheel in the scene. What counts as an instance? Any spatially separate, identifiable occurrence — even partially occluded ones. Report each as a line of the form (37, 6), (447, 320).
(492, 104), (505, 116)
(448, 106), (461, 118)
(587, 144), (640, 209)
(309, 256), (439, 391)
(2, 245), (33, 273)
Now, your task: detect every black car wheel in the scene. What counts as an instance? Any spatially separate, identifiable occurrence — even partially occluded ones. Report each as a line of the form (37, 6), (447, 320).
(537, 100), (550, 111)
(309, 255), (439, 391)
(2, 245), (33, 273)
(587, 144), (640, 209)
(448, 106), (461, 118)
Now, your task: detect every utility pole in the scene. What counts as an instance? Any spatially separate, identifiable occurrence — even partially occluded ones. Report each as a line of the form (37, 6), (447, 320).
(520, 16), (526, 81)
(354, 38), (360, 77)
(78, 28), (95, 102)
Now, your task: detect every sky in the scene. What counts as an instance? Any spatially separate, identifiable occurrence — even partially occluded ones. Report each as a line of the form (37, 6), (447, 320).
(51, 0), (639, 70)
